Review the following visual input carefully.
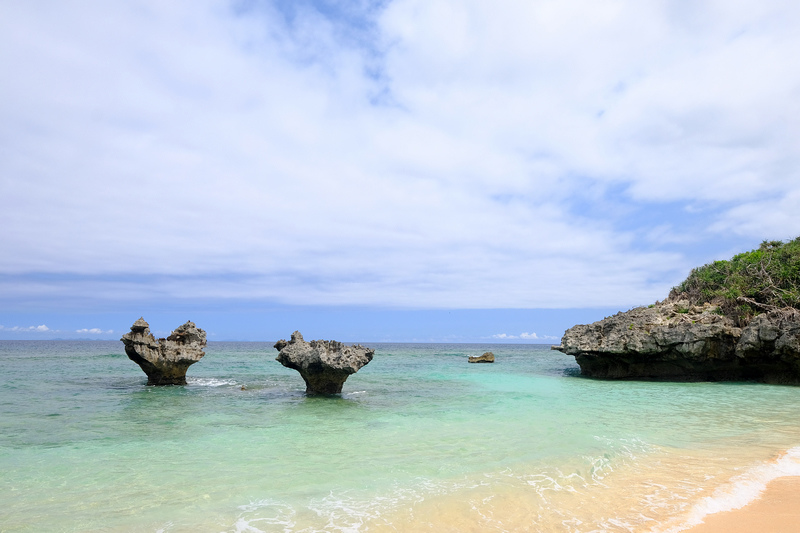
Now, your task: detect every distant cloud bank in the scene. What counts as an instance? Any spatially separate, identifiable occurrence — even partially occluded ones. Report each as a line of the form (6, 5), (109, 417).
(492, 332), (557, 341)
(76, 328), (113, 334)
(0, 325), (50, 332)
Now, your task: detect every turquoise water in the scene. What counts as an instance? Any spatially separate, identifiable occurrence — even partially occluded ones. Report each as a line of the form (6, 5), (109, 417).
(2, 341), (800, 532)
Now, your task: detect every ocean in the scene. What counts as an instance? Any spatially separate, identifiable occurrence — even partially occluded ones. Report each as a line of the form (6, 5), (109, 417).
(1, 340), (799, 532)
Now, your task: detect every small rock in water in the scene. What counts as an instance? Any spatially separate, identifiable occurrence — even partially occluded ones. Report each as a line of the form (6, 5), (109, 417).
(469, 352), (495, 363)
(120, 318), (207, 385)
(274, 331), (374, 394)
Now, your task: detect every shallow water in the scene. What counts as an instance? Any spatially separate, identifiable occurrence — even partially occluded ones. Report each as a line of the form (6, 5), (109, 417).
(1, 341), (799, 532)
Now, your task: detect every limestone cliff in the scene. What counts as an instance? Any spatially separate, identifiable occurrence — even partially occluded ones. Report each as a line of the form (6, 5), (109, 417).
(553, 301), (800, 384)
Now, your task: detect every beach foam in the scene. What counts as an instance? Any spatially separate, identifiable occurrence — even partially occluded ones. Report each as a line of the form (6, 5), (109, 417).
(659, 446), (800, 532)
(229, 477), (491, 533)
(224, 437), (797, 532)
(232, 500), (297, 532)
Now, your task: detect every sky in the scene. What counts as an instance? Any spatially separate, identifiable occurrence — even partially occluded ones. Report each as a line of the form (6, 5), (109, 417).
(1, 0), (799, 342)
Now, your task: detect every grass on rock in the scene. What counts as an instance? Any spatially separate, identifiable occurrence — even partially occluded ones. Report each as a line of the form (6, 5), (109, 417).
(669, 237), (800, 326)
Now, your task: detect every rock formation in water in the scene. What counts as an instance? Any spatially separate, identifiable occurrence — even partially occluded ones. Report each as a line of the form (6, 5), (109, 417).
(469, 352), (495, 363)
(552, 300), (800, 384)
(121, 318), (207, 385)
(274, 331), (374, 394)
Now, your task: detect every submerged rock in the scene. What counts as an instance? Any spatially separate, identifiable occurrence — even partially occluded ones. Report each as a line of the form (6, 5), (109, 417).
(552, 301), (800, 384)
(121, 318), (207, 385)
(274, 331), (374, 394)
(468, 352), (495, 363)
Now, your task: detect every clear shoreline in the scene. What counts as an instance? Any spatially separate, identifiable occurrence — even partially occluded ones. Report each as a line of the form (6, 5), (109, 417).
(4, 341), (800, 532)
(683, 476), (800, 533)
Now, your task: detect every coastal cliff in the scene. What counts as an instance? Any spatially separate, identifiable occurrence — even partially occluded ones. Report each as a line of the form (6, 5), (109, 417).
(554, 238), (800, 383)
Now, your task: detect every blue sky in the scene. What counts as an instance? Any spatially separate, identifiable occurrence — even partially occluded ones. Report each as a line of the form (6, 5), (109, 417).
(2, 0), (799, 342)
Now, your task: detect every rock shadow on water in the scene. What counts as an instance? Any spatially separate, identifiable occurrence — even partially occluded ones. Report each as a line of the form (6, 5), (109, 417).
(561, 366), (584, 378)
(292, 390), (369, 408)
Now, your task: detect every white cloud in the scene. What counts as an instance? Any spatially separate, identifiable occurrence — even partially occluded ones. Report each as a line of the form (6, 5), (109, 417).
(0, 324), (50, 332)
(76, 328), (113, 334)
(0, 1), (798, 311)
(380, 0), (800, 204)
(710, 190), (800, 241)
(492, 332), (556, 341)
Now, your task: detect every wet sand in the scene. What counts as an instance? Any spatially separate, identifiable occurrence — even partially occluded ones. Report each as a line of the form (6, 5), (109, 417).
(686, 476), (800, 533)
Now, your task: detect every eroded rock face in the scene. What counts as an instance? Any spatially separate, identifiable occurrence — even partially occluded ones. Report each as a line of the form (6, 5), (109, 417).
(121, 318), (207, 385)
(274, 331), (374, 394)
(469, 352), (495, 363)
(553, 301), (800, 384)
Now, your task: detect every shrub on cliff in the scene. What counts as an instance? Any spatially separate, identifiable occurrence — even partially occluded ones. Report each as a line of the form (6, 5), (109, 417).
(669, 237), (800, 325)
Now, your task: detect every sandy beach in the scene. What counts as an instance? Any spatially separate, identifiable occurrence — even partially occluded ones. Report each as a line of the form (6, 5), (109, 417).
(686, 476), (800, 533)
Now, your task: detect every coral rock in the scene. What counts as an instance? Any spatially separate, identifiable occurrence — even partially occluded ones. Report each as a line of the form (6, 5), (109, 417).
(469, 352), (495, 363)
(274, 331), (374, 394)
(121, 318), (207, 385)
(552, 302), (800, 384)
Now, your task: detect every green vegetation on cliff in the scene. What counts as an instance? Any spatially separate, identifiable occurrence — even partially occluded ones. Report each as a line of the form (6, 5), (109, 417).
(669, 237), (800, 325)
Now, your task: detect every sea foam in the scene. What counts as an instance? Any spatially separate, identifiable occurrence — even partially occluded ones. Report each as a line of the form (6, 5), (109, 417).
(187, 377), (238, 387)
(661, 446), (800, 532)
